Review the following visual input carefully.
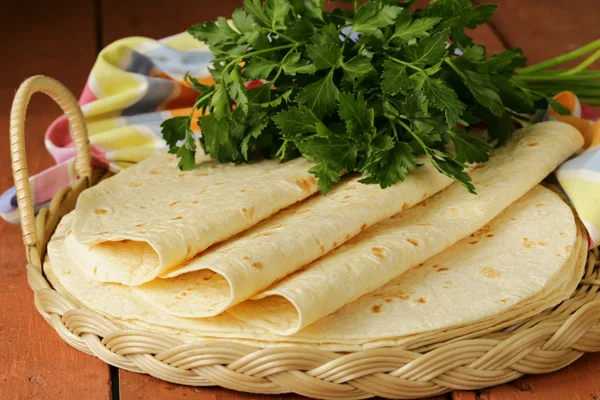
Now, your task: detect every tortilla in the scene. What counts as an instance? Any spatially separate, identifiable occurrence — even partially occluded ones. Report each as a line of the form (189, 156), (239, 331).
(228, 122), (583, 334)
(70, 155), (321, 285)
(46, 184), (585, 351)
(128, 157), (452, 317)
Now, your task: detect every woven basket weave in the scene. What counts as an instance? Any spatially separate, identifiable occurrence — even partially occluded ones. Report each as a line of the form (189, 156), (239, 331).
(10, 75), (600, 399)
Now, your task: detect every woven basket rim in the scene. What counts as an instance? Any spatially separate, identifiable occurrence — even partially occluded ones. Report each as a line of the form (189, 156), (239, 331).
(11, 75), (600, 399)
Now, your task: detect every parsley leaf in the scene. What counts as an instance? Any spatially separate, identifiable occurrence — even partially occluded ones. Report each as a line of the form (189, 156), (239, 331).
(295, 71), (340, 118)
(164, 0), (563, 195)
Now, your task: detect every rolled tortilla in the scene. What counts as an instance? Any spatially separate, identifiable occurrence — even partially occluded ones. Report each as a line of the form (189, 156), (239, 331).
(128, 157), (452, 317)
(45, 183), (585, 351)
(70, 155), (321, 285)
(229, 122), (583, 334)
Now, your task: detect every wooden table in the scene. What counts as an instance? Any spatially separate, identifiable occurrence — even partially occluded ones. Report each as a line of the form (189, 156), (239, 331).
(1, 1), (599, 399)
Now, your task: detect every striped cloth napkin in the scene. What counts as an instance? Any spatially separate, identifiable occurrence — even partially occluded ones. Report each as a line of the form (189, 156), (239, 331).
(2, 32), (599, 248)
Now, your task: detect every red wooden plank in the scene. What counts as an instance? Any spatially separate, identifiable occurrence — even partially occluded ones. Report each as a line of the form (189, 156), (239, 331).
(0, 1), (112, 399)
(477, 0), (600, 69)
(478, 353), (600, 400)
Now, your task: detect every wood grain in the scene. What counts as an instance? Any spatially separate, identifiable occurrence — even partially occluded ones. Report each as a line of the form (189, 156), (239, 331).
(0, 1), (112, 399)
(476, 0), (600, 69)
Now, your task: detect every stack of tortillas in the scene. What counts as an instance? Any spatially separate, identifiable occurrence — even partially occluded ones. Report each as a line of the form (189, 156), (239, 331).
(44, 121), (588, 351)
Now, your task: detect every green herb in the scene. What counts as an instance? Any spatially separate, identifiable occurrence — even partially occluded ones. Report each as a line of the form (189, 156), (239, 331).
(161, 0), (599, 194)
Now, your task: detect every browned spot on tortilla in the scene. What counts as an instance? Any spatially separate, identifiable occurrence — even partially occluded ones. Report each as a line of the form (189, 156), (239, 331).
(272, 224), (285, 229)
(316, 239), (325, 254)
(511, 217), (517, 221)
(471, 224), (493, 238)
(240, 189), (248, 192)
(371, 247), (386, 260)
(135, 223), (147, 227)
(128, 182), (143, 188)
(371, 305), (382, 313)
(400, 295), (410, 300)
(191, 200), (199, 204)
(241, 256), (251, 261)
(472, 163), (485, 170)
(537, 241), (548, 246)
(444, 281), (452, 284)
(415, 263), (425, 268)
(196, 190), (207, 196)
(93, 267), (97, 275)
(384, 298), (392, 303)
(149, 168), (160, 175)
(333, 241), (338, 247)
(406, 238), (419, 246)
(344, 185), (357, 191)
(500, 299), (508, 303)
(186, 246), (192, 257)
(481, 267), (501, 278)
(487, 234), (494, 238)
(175, 292), (188, 300)
(252, 262), (263, 269)
(169, 200), (181, 207)
(178, 173), (187, 177)
(437, 267), (449, 272)
(416, 223), (433, 227)
(361, 223), (367, 231)
(469, 240), (479, 244)
(171, 216), (184, 221)
(415, 297), (427, 303)
(535, 203), (545, 207)
(211, 165), (219, 169)
(523, 238), (536, 248)
(195, 172), (209, 177)
(94, 209), (108, 215)
(295, 209), (312, 215)
(556, 253), (561, 257)
(140, 206), (146, 209)
(402, 202), (410, 210)
(343, 195), (352, 200)
(151, 197), (157, 200)
(296, 176), (317, 192)
(345, 233), (351, 240)
(527, 141), (539, 147)
(214, 182), (225, 185)
(560, 232), (567, 237)
(565, 245), (572, 253)
(66, 229), (72, 237)
(123, 205), (130, 209)
(241, 207), (256, 219)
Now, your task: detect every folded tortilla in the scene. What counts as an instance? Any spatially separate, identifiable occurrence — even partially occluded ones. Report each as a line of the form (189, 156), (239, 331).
(70, 155), (320, 285)
(45, 184), (585, 351)
(228, 122), (583, 334)
(127, 157), (452, 317)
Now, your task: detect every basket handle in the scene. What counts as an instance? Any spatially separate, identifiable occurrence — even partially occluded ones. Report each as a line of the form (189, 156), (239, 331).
(10, 75), (92, 246)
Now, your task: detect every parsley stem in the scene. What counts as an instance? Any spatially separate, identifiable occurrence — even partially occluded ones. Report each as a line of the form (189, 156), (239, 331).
(444, 58), (464, 78)
(389, 120), (399, 140)
(390, 56), (427, 75)
(396, 119), (429, 154)
(517, 39), (600, 74)
(267, 29), (300, 45)
(514, 72), (600, 82)
(560, 49), (600, 76)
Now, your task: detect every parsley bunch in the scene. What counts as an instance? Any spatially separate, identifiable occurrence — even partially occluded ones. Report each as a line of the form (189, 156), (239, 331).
(161, 0), (560, 194)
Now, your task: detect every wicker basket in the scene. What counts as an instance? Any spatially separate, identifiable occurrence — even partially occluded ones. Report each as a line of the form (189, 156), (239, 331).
(10, 75), (600, 399)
